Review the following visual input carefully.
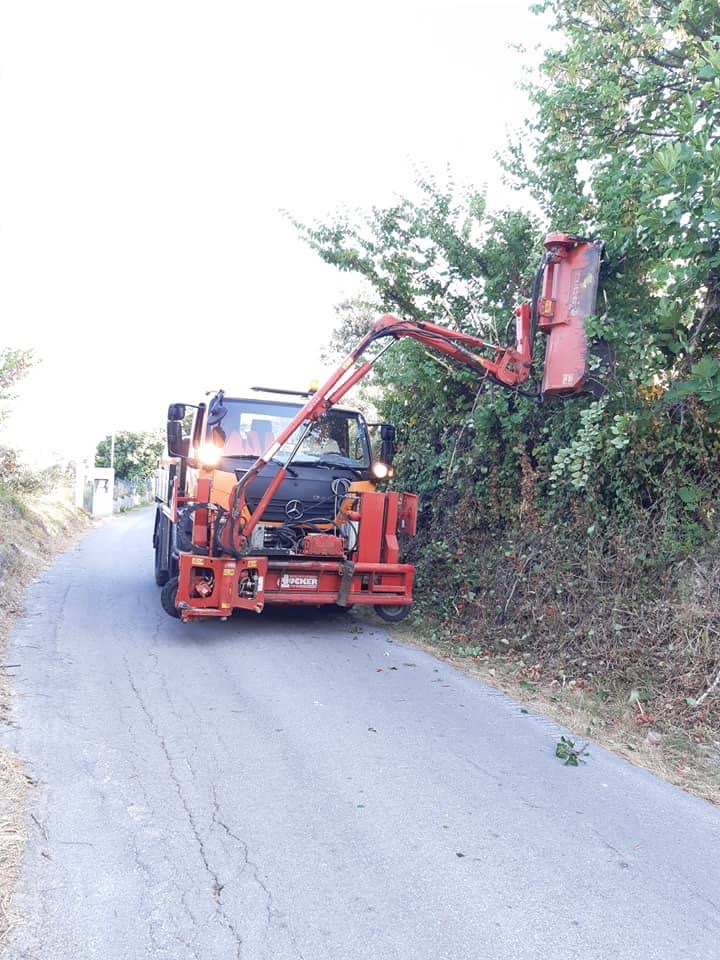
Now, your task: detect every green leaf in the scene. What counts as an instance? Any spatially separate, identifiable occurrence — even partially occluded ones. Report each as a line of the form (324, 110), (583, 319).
(677, 486), (700, 506)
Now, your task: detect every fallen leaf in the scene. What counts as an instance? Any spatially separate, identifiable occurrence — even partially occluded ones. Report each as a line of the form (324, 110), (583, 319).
(635, 712), (657, 726)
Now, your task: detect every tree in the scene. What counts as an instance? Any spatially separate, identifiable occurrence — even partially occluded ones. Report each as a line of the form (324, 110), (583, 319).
(293, 173), (526, 333)
(294, 4), (720, 537)
(320, 293), (377, 366)
(0, 349), (57, 496)
(294, 175), (556, 507)
(506, 0), (720, 392)
(95, 431), (164, 481)
(0, 348), (35, 425)
(291, 4), (720, 723)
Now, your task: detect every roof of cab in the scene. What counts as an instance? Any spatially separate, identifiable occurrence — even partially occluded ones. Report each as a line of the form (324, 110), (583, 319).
(213, 389), (360, 414)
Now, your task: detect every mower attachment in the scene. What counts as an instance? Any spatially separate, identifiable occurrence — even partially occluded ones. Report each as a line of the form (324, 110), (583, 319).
(537, 234), (604, 397)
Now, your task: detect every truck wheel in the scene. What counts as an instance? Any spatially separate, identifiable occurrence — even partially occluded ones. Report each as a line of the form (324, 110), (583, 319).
(374, 604), (411, 623)
(161, 578), (181, 619)
(154, 512), (170, 586)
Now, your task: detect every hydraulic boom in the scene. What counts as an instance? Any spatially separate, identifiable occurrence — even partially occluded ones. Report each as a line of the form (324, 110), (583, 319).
(221, 232), (604, 557)
(157, 231), (604, 621)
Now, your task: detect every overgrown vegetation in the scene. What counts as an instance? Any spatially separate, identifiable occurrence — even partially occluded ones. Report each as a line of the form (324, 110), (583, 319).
(295, 0), (720, 745)
(0, 349), (34, 426)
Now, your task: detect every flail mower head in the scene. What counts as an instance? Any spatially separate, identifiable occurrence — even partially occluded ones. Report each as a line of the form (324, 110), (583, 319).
(535, 233), (606, 398)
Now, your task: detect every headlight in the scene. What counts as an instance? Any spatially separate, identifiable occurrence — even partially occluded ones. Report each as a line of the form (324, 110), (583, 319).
(371, 461), (390, 479)
(197, 443), (223, 466)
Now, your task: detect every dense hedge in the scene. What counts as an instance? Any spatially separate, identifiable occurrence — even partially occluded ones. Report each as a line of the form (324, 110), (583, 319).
(295, 1), (720, 725)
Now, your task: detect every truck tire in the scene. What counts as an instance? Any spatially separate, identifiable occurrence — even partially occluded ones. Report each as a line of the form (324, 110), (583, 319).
(154, 511), (170, 586)
(374, 603), (411, 623)
(161, 578), (181, 619)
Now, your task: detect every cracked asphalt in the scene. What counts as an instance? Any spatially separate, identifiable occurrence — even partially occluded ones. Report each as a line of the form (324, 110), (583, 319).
(3, 508), (720, 959)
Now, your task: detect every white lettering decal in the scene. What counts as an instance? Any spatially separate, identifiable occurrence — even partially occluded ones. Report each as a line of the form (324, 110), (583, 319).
(278, 574), (318, 589)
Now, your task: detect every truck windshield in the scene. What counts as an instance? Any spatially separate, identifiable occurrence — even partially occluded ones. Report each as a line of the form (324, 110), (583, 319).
(210, 398), (370, 470)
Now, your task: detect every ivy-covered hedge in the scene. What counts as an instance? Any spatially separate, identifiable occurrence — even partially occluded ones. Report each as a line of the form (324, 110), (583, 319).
(294, 0), (720, 727)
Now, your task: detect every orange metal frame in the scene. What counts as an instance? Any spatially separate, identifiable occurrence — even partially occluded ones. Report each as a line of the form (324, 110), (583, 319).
(175, 490), (419, 621)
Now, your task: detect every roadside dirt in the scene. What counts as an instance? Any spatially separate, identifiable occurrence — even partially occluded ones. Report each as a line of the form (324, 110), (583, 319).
(0, 495), (89, 947)
(381, 619), (720, 807)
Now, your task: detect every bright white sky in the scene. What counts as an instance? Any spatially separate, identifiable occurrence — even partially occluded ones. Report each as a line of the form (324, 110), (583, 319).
(0, 0), (545, 464)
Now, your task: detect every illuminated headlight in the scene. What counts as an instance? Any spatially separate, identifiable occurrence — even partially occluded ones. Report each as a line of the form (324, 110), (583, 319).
(197, 443), (223, 466)
(371, 461), (390, 479)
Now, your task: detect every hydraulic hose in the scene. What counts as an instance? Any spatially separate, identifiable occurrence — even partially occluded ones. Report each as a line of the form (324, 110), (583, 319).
(530, 253), (548, 354)
(176, 503), (213, 556)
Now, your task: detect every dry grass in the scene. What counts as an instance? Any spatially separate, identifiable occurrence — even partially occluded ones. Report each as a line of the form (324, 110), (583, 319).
(0, 752), (26, 948)
(0, 493), (90, 946)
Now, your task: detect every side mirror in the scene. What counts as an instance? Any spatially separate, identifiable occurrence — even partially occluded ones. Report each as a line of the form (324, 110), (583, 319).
(379, 423), (397, 465)
(167, 403), (186, 422)
(167, 421), (189, 458)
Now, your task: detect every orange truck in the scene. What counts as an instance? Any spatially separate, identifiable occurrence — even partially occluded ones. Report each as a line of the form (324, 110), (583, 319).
(153, 234), (604, 622)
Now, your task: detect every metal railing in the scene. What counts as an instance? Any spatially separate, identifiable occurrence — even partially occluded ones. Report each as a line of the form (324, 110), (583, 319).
(113, 477), (154, 512)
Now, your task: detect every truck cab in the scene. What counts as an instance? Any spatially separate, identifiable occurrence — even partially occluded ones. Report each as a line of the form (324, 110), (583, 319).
(153, 389), (398, 585)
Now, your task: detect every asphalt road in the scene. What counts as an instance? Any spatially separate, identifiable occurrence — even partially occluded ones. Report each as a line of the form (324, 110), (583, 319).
(3, 508), (719, 959)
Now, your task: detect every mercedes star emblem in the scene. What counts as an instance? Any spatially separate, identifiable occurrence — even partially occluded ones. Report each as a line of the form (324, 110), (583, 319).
(285, 499), (304, 520)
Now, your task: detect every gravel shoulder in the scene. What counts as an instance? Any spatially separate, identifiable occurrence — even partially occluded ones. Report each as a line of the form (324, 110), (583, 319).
(0, 495), (88, 948)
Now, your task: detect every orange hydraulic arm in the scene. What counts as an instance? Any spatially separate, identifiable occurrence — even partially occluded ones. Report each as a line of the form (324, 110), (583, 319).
(221, 233), (603, 555)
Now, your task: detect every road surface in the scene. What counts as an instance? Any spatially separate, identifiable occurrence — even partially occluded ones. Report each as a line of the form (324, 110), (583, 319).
(3, 508), (719, 959)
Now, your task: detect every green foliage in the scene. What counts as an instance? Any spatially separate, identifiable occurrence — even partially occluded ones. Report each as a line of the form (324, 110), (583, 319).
(508, 0), (720, 382)
(0, 348), (35, 424)
(292, 171), (539, 333)
(321, 293), (377, 366)
(95, 431), (164, 481)
(667, 355), (720, 420)
(549, 398), (609, 493)
(0, 446), (71, 497)
(555, 736), (589, 766)
(296, 158), (720, 547)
